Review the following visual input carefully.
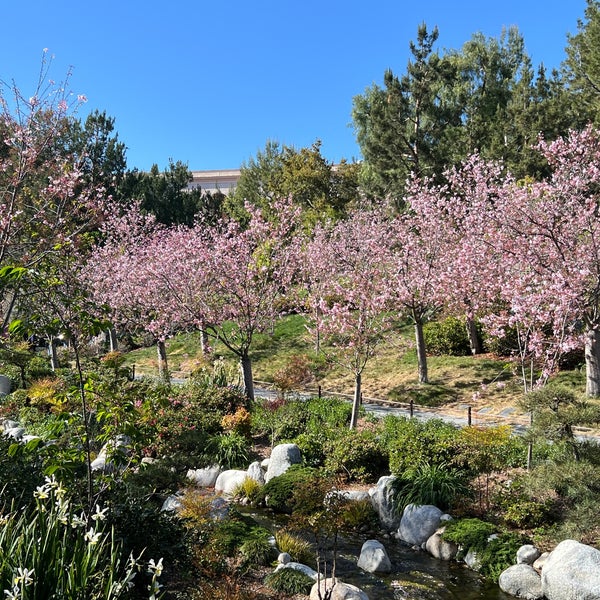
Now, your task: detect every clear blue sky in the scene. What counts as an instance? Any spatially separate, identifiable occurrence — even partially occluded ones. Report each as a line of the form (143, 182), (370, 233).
(0, 0), (588, 171)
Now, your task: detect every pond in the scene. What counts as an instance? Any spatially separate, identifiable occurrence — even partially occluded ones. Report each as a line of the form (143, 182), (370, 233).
(241, 507), (513, 600)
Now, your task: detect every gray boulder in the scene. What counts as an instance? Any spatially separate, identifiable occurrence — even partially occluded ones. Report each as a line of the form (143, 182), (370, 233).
(275, 561), (318, 580)
(246, 460), (265, 484)
(310, 578), (369, 600)
(542, 539), (600, 600)
(425, 527), (458, 561)
(369, 475), (401, 530)
(187, 465), (221, 487)
(532, 552), (549, 571)
(357, 539), (392, 573)
(517, 544), (541, 565)
(498, 564), (543, 600)
(0, 375), (11, 396)
(3, 426), (25, 441)
(264, 443), (301, 482)
(214, 469), (248, 496)
(91, 435), (131, 473)
(398, 504), (443, 546)
(161, 494), (182, 512)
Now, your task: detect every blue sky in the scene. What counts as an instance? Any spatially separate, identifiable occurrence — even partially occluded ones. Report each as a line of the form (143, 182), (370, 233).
(0, 0), (588, 171)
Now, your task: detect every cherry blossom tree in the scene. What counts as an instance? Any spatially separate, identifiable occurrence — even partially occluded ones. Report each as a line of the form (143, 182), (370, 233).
(303, 207), (394, 428)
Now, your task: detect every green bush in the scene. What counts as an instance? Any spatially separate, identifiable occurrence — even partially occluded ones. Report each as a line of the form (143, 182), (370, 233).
(323, 428), (387, 482)
(479, 532), (531, 582)
(256, 466), (321, 513)
(264, 567), (314, 595)
(208, 432), (251, 469)
(239, 531), (276, 566)
(423, 316), (473, 356)
(441, 518), (497, 553)
(274, 530), (314, 566)
(340, 498), (379, 531)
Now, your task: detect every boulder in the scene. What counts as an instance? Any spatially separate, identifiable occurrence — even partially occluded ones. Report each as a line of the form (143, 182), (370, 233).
(532, 552), (549, 571)
(464, 548), (482, 571)
(310, 578), (369, 600)
(161, 495), (182, 512)
(187, 465), (221, 487)
(498, 564), (543, 600)
(369, 475), (401, 530)
(398, 504), (443, 546)
(275, 561), (318, 580)
(247, 460), (265, 484)
(0, 375), (11, 396)
(277, 552), (291, 565)
(425, 528), (458, 561)
(357, 539), (392, 573)
(264, 443), (301, 482)
(214, 469), (248, 496)
(542, 539), (600, 600)
(3, 426), (25, 441)
(91, 435), (131, 473)
(517, 544), (541, 565)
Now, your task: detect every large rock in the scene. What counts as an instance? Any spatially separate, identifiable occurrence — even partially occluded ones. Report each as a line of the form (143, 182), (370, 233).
(214, 469), (248, 496)
(187, 465), (221, 487)
(275, 561), (318, 580)
(369, 475), (401, 530)
(91, 435), (131, 473)
(310, 578), (369, 600)
(542, 539), (600, 600)
(0, 375), (11, 396)
(498, 564), (543, 600)
(357, 539), (392, 573)
(264, 443), (301, 482)
(425, 527), (458, 561)
(398, 504), (443, 546)
(247, 460), (265, 484)
(517, 544), (541, 565)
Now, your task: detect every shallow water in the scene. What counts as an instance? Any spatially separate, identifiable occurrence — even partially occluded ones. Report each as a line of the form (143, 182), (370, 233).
(242, 508), (512, 600)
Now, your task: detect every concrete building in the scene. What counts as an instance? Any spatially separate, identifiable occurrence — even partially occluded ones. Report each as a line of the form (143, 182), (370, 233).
(187, 169), (241, 195)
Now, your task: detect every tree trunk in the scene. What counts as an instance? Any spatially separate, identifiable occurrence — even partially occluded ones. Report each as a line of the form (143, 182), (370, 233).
(350, 372), (362, 429)
(48, 336), (59, 371)
(466, 317), (482, 355)
(199, 326), (211, 356)
(157, 340), (170, 382)
(585, 326), (600, 396)
(241, 353), (255, 401)
(414, 318), (429, 383)
(108, 327), (118, 352)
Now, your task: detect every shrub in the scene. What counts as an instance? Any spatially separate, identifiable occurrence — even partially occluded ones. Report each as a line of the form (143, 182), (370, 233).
(256, 466), (321, 513)
(274, 530), (314, 566)
(232, 477), (263, 505)
(441, 518), (497, 553)
(323, 429), (387, 482)
(239, 531), (276, 566)
(340, 498), (379, 532)
(221, 407), (252, 438)
(264, 568), (314, 595)
(209, 432), (251, 470)
(479, 532), (531, 582)
(423, 316), (473, 356)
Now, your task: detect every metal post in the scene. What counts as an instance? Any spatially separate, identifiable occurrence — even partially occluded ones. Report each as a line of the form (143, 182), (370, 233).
(468, 406), (472, 426)
(409, 399), (414, 418)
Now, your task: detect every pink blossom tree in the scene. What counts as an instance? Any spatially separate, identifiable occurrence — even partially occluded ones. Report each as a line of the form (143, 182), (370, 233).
(302, 207), (394, 428)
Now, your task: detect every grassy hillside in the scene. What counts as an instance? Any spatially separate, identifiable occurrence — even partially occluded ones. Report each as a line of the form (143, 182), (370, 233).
(122, 314), (590, 424)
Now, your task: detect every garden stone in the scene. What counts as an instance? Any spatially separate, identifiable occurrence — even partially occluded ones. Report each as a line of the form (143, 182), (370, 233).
(398, 504), (443, 546)
(0, 375), (11, 396)
(338, 489), (370, 502)
(91, 435), (131, 473)
(517, 544), (541, 565)
(357, 539), (392, 573)
(498, 564), (543, 600)
(3, 426), (25, 441)
(275, 561), (318, 580)
(187, 465), (221, 487)
(369, 475), (401, 530)
(209, 496), (230, 520)
(214, 469), (248, 496)
(264, 443), (301, 482)
(2, 419), (20, 431)
(161, 495), (182, 512)
(541, 539), (600, 600)
(532, 552), (549, 571)
(464, 548), (482, 571)
(277, 552), (291, 565)
(425, 527), (458, 561)
(247, 460), (265, 484)
(310, 578), (369, 600)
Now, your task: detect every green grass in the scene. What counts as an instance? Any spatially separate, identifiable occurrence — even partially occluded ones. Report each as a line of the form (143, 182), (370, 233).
(120, 314), (590, 414)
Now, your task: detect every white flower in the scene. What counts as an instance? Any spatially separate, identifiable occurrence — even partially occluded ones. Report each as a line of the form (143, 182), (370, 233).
(84, 528), (102, 545)
(71, 512), (87, 529)
(91, 504), (108, 522)
(147, 558), (163, 577)
(3, 586), (19, 600)
(13, 567), (34, 587)
(33, 485), (49, 499)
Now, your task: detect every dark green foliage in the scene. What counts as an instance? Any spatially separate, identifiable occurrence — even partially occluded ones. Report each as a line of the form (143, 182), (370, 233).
(393, 462), (471, 511)
(239, 531), (277, 566)
(494, 481), (555, 529)
(211, 512), (272, 558)
(340, 498), (379, 531)
(0, 436), (44, 511)
(382, 416), (463, 475)
(323, 428), (388, 482)
(208, 432), (251, 470)
(479, 532), (531, 582)
(264, 567), (315, 595)
(423, 317), (473, 356)
(256, 466), (321, 513)
(441, 518), (497, 552)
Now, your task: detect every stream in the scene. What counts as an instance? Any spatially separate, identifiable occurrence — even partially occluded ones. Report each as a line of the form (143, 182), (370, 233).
(241, 507), (513, 600)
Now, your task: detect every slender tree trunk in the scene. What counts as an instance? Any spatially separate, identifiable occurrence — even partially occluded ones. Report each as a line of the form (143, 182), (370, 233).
(48, 336), (59, 371)
(350, 372), (362, 429)
(585, 326), (600, 397)
(414, 317), (428, 384)
(157, 340), (170, 382)
(466, 316), (482, 355)
(241, 353), (255, 401)
(108, 327), (118, 352)
(199, 322), (211, 356)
